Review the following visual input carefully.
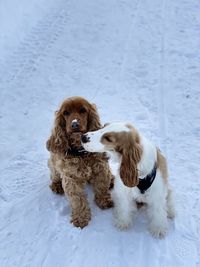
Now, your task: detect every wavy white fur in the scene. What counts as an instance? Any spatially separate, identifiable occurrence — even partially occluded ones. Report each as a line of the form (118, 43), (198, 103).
(82, 122), (175, 238)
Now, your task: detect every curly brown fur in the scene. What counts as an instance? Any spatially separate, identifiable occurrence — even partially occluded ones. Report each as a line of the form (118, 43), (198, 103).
(49, 181), (64, 195)
(46, 97), (113, 228)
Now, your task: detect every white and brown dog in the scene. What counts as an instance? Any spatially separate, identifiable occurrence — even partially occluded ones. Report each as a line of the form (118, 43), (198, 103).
(82, 122), (175, 238)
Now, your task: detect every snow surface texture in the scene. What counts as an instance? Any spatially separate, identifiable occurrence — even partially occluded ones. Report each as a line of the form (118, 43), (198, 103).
(0, 0), (200, 266)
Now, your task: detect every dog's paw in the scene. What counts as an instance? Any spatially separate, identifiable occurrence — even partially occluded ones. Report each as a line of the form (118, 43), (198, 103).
(71, 218), (89, 228)
(109, 175), (115, 190)
(113, 211), (132, 230)
(113, 218), (132, 230)
(95, 196), (114, 209)
(167, 208), (176, 219)
(71, 212), (91, 229)
(49, 182), (64, 195)
(149, 225), (168, 238)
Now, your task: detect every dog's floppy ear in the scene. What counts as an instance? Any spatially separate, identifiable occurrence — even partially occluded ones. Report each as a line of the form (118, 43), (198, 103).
(46, 110), (69, 156)
(120, 150), (139, 187)
(87, 104), (101, 131)
(119, 132), (142, 187)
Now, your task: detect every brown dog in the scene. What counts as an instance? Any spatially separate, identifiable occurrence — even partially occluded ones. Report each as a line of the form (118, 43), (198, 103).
(46, 96), (113, 228)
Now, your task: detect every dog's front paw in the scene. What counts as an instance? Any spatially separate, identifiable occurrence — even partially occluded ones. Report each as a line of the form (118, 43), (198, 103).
(113, 211), (132, 230)
(71, 212), (91, 229)
(114, 219), (132, 230)
(109, 175), (115, 190)
(167, 208), (176, 219)
(49, 182), (64, 195)
(95, 195), (114, 209)
(149, 224), (168, 238)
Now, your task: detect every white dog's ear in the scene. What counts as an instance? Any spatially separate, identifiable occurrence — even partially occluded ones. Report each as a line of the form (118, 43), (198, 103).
(119, 133), (142, 187)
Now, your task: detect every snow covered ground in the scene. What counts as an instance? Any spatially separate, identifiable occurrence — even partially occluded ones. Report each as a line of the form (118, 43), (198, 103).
(0, 0), (200, 266)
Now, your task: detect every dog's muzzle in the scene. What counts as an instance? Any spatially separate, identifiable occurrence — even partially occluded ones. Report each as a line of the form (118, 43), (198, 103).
(71, 121), (80, 131)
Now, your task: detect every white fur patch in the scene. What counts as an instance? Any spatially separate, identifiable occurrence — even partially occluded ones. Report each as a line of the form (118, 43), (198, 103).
(82, 122), (130, 152)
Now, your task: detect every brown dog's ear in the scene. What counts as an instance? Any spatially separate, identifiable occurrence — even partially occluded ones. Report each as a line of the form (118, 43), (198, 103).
(46, 111), (69, 156)
(87, 104), (101, 131)
(119, 134), (142, 187)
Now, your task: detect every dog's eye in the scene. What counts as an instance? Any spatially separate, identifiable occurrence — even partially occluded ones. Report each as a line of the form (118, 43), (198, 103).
(63, 110), (70, 116)
(80, 107), (86, 113)
(104, 136), (112, 142)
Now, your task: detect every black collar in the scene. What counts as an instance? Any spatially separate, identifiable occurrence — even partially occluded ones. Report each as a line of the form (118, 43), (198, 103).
(137, 163), (157, 194)
(67, 147), (90, 157)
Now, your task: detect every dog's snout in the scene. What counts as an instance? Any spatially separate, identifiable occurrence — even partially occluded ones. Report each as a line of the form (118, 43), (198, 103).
(71, 120), (79, 130)
(81, 134), (90, 143)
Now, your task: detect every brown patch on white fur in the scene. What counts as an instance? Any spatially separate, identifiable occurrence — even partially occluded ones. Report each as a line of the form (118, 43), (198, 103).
(101, 127), (142, 187)
(157, 148), (168, 183)
(128, 124), (168, 184)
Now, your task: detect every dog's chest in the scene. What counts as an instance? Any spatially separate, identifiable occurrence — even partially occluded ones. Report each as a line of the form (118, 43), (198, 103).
(114, 172), (147, 203)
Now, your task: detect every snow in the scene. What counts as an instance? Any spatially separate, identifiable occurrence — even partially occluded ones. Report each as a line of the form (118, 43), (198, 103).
(0, 0), (200, 266)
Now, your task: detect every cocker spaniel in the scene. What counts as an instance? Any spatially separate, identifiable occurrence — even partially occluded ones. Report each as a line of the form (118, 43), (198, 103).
(82, 122), (175, 237)
(46, 96), (113, 228)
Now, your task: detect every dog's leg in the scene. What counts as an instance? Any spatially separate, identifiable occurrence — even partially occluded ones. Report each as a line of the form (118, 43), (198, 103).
(90, 166), (113, 209)
(166, 187), (175, 219)
(48, 158), (64, 194)
(146, 173), (168, 238)
(62, 176), (91, 228)
(112, 176), (136, 230)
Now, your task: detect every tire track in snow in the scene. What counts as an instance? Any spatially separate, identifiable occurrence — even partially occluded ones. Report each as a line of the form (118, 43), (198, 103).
(0, 187), (66, 267)
(116, 0), (141, 86)
(0, 0), (70, 257)
(157, 1), (200, 265)
(115, 0), (161, 130)
(158, 1), (200, 265)
(0, 1), (69, 204)
(157, 0), (168, 154)
(0, 4), (68, 88)
(114, 0), (156, 127)
(0, 156), (47, 204)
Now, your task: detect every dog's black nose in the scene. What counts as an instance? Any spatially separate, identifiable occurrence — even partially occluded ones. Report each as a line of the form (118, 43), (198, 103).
(81, 134), (90, 143)
(71, 121), (79, 130)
